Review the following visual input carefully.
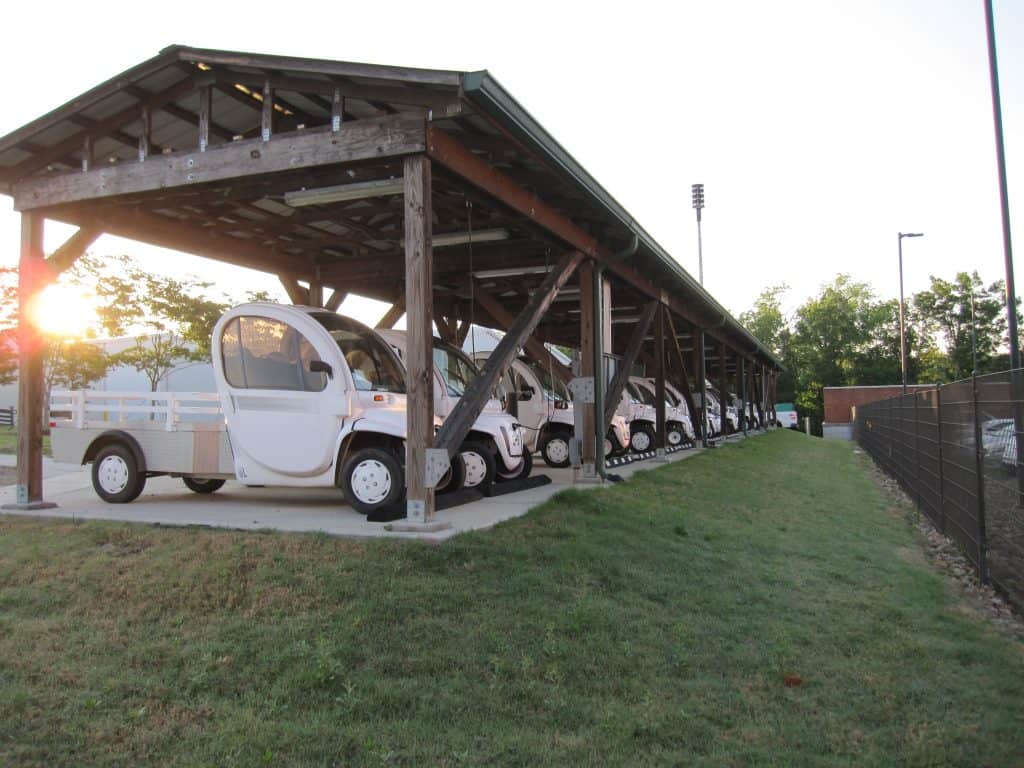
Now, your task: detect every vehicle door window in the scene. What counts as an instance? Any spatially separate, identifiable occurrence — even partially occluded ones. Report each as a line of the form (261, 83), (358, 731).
(220, 316), (326, 392)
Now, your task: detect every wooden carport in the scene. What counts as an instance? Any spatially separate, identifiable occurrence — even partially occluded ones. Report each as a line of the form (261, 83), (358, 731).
(0, 46), (782, 522)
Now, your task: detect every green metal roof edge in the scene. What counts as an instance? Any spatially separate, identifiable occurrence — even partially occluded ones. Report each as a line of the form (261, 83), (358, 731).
(461, 70), (783, 369)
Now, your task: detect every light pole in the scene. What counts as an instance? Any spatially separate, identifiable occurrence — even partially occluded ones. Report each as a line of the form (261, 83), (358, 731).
(692, 184), (705, 285)
(898, 232), (924, 394)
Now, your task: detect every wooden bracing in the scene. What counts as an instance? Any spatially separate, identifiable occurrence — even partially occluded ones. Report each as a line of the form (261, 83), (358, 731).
(603, 300), (657, 429)
(435, 251), (583, 457)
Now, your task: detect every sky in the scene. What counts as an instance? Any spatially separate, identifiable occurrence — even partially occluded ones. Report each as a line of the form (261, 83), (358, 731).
(0, 0), (1021, 330)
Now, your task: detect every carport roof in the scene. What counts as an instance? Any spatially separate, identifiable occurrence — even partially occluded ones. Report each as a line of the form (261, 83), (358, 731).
(0, 45), (781, 369)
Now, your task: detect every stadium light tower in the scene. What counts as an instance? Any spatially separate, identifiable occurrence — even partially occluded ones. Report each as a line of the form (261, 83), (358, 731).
(692, 183), (705, 285)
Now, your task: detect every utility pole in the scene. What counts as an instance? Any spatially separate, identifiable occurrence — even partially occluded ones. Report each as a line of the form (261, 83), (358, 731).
(692, 184), (705, 285)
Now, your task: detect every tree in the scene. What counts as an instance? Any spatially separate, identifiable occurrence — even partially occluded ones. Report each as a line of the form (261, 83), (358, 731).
(913, 272), (1006, 380)
(738, 284), (789, 354)
(115, 333), (192, 392)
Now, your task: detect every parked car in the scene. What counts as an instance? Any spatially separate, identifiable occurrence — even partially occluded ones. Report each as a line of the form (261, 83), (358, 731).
(477, 353), (630, 468)
(50, 304), (465, 514)
(376, 330), (530, 489)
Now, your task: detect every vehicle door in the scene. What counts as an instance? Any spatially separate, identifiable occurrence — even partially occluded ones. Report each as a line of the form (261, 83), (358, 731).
(511, 360), (546, 430)
(216, 313), (342, 478)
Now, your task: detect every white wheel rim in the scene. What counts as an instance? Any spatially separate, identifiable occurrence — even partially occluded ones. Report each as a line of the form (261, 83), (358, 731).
(632, 431), (651, 451)
(668, 429), (682, 445)
(350, 459), (392, 505)
(603, 438), (613, 457)
(97, 455), (129, 494)
(462, 451), (487, 487)
(546, 438), (569, 464)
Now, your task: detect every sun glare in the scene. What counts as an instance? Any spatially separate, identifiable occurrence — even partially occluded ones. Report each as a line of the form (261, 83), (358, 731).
(29, 283), (98, 338)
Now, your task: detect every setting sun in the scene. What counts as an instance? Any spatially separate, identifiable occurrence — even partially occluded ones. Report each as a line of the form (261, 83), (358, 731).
(28, 283), (98, 338)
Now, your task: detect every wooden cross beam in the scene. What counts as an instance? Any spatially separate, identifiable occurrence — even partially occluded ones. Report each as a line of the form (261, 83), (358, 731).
(324, 289), (347, 312)
(279, 277), (308, 305)
(14, 116), (426, 211)
(603, 300), (658, 429)
(44, 226), (102, 278)
(469, 283), (573, 384)
(435, 251), (583, 456)
(375, 292), (406, 329)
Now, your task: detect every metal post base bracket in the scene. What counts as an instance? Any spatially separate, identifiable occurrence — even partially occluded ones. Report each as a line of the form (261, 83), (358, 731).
(2, 500), (58, 511)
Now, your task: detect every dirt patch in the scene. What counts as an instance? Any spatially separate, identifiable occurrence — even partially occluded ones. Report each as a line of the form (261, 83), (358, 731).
(858, 450), (1024, 641)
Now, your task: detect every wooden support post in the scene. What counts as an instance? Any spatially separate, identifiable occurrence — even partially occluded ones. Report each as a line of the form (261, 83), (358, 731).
(261, 79), (274, 142)
(403, 155), (434, 524)
(740, 357), (748, 435)
(138, 107), (151, 162)
(279, 276), (308, 305)
(663, 311), (700, 433)
(718, 342), (729, 435)
(375, 292), (406, 330)
(81, 135), (93, 172)
(331, 87), (344, 132)
(324, 289), (347, 313)
(307, 280), (324, 308)
(9, 213), (53, 508)
(470, 285), (572, 384)
(198, 85), (212, 152)
(436, 252), (583, 456)
(697, 329), (709, 445)
(578, 261), (596, 468)
(654, 304), (667, 454)
(604, 301), (658, 428)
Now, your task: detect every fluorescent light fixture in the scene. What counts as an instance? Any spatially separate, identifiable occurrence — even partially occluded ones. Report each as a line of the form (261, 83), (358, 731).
(612, 316), (641, 324)
(284, 178), (404, 207)
(433, 228), (509, 249)
(473, 265), (551, 279)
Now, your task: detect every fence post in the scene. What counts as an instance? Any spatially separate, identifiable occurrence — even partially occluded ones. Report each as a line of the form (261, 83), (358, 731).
(917, 393), (925, 507)
(935, 384), (945, 534)
(971, 374), (988, 584)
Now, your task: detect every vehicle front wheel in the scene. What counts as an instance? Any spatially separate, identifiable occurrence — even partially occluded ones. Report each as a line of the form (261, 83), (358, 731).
(630, 424), (655, 453)
(540, 432), (571, 468)
(341, 448), (405, 514)
(459, 441), (496, 490)
(183, 477), (226, 494)
(497, 449), (533, 481)
(667, 425), (685, 447)
(92, 444), (146, 503)
(436, 453), (466, 494)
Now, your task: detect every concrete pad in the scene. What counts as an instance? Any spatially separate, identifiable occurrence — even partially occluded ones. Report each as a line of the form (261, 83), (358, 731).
(0, 443), (713, 541)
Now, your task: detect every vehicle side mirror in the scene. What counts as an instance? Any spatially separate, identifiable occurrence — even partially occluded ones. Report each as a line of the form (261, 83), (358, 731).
(309, 360), (333, 379)
(518, 385), (535, 401)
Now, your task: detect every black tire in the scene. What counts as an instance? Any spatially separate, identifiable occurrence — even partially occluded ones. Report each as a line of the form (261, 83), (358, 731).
(341, 448), (405, 514)
(497, 449), (533, 481)
(630, 423), (656, 453)
(540, 430), (572, 468)
(667, 424), (686, 447)
(459, 440), (497, 490)
(91, 443), (146, 503)
(183, 477), (226, 494)
(436, 453), (467, 495)
(606, 429), (628, 457)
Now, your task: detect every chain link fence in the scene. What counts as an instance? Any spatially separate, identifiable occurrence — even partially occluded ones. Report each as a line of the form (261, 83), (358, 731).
(855, 370), (1024, 611)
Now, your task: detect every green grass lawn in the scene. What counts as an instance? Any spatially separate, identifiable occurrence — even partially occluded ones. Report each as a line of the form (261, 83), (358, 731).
(1, 432), (1022, 766)
(0, 427), (51, 458)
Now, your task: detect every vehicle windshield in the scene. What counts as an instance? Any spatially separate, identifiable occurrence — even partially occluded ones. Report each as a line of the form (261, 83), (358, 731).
(433, 339), (480, 397)
(310, 313), (406, 393)
(663, 386), (679, 407)
(526, 360), (570, 403)
(629, 381), (656, 406)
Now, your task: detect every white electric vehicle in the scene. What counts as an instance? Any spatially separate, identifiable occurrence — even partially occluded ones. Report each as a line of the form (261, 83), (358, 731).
(693, 388), (723, 437)
(631, 377), (696, 448)
(376, 330), (529, 489)
(50, 304), (462, 515)
(480, 354), (631, 468)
